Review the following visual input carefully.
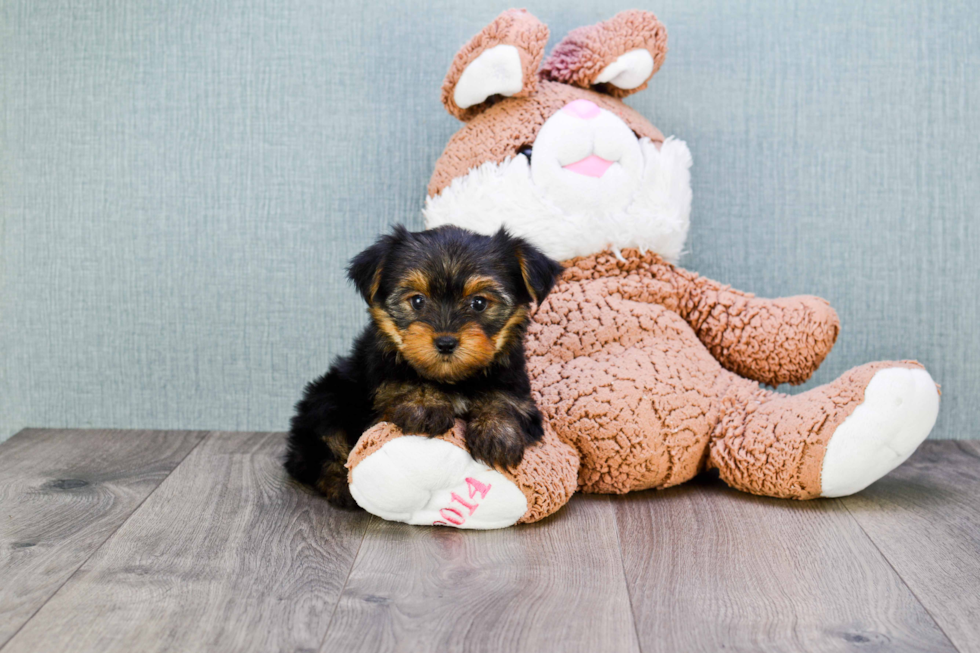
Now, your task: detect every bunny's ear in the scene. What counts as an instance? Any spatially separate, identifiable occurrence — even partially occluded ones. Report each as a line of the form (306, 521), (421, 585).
(540, 10), (667, 98)
(441, 9), (549, 121)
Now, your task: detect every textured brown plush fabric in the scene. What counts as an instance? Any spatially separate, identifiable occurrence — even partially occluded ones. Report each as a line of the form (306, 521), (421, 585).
(428, 81), (664, 197)
(525, 250), (916, 499)
(440, 9), (549, 122)
(540, 10), (668, 98)
(345, 420), (402, 472)
(706, 360), (926, 499)
(555, 251), (841, 387)
(508, 422), (580, 523)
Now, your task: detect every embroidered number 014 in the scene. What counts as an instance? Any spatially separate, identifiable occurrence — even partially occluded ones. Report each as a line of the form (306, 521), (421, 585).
(432, 477), (491, 526)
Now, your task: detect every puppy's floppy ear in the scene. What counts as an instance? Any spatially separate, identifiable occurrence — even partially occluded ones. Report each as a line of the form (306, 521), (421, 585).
(347, 226), (409, 304)
(441, 9), (549, 121)
(494, 228), (564, 305)
(540, 10), (667, 99)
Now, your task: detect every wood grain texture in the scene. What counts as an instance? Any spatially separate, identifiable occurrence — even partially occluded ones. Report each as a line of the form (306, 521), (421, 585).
(843, 441), (980, 653)
(2, 431), (371, 653)
(0, 428), (206, 648)
(4, 432), (978, 652)
(615, 475), (957, 653)
(320, 494), (640, 653)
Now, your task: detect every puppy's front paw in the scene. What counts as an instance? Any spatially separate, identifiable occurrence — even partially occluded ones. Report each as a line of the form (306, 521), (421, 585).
(465, 416), (528, 470)
(389, 402), (456, 436)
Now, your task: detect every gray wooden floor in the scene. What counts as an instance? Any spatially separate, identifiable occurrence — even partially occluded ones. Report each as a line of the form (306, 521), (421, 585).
(0, 430), (977, 653)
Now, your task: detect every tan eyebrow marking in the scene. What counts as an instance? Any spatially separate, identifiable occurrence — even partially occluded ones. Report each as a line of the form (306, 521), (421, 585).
(403, 269), (430, 295)
(463, 275), (503, 297)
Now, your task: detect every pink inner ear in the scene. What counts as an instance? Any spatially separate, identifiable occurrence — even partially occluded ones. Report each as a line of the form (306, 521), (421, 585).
(562, 99), (601, 120)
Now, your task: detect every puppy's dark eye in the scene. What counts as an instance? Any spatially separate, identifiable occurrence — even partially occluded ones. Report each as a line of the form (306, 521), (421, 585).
(518, 145), (533, 162)
(410, 295), (426, 311)
(471, 296), (488, 312)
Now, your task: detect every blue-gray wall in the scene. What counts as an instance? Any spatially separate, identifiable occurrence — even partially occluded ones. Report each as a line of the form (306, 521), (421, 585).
(2, 0), (978, 442)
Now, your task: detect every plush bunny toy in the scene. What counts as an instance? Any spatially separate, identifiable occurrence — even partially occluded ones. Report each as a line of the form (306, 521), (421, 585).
(344, 9), (940, 529)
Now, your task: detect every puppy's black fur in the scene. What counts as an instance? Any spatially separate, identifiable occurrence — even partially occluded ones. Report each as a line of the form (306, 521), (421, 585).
(284, 225), (563, 509)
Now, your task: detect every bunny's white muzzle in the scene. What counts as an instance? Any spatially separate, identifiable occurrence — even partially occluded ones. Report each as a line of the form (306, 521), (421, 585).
(424, 101), (693, 263)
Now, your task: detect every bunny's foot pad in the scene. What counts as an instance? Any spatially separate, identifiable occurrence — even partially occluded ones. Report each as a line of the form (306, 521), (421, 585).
(821, 366), (939, 497)
(349, 435), (528, 529)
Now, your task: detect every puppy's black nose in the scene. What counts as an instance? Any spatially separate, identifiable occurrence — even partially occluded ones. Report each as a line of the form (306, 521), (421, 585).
(435, 335), (459, 354)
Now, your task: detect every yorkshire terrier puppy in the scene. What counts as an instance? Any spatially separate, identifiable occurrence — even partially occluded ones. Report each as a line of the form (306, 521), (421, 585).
(284, 225), (564, 509)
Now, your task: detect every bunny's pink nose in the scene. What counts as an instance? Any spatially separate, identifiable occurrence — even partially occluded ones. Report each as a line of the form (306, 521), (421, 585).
(562, 99), (601, 120)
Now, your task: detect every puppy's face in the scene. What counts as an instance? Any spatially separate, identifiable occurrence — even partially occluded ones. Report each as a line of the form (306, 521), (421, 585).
(349, 226), (563, 383)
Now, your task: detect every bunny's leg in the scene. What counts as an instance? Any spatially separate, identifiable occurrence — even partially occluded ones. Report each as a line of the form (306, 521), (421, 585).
(708, 362), (939, 499)
(346, 421), (579, 529)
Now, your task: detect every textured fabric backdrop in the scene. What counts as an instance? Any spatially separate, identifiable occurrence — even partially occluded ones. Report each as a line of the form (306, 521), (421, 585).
(2, 0), (978, 442)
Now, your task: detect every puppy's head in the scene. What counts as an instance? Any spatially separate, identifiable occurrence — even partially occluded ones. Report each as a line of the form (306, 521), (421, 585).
(348, 225), (563, 382)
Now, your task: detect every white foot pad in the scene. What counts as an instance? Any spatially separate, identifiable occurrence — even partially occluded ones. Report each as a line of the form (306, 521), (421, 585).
(821, 367), (939, 497)
(349, 436), (528, 529)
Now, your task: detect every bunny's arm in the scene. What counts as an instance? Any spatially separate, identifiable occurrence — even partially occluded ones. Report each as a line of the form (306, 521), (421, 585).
(560, 250), (840, 386)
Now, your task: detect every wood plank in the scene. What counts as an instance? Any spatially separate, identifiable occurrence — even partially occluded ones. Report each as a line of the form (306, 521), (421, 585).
(2, 431), (371, 653)
(0, 428), (206, 648)
(320, 494), (640, 653)
(616, 475), (957, 653)
(843, 441), (980, 653)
